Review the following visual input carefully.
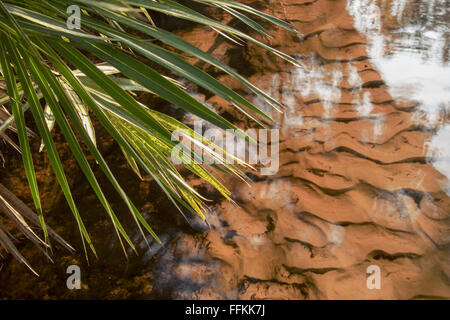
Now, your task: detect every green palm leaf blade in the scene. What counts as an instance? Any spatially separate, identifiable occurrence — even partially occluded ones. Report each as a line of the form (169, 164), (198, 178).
(40, 40), (163, 244)
(0, 4), (97, 257)
(0, 38), (49, 246)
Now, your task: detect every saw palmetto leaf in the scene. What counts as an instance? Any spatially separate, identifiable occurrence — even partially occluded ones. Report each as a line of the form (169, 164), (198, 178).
(0, 0), (296, 272)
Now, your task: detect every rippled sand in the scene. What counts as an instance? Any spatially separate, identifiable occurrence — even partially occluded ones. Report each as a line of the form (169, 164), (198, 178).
(0, 0), (448, 299)
(151, 0), (450, 299)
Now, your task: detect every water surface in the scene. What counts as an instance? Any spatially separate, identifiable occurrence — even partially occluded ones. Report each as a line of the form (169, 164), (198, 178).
(0, 0), (448, 299)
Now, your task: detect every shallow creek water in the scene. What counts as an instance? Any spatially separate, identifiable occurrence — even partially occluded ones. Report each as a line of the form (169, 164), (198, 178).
(0, 0), (449, 299)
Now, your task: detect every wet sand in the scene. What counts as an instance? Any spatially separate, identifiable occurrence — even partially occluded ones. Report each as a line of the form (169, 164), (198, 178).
(0, 0), (449, 299)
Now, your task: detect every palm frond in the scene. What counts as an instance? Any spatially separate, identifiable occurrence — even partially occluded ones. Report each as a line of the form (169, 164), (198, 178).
(0, 0), (296, 270)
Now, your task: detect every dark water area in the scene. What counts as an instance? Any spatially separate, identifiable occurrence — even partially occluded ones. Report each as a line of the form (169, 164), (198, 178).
(0, 0), (449, 299)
